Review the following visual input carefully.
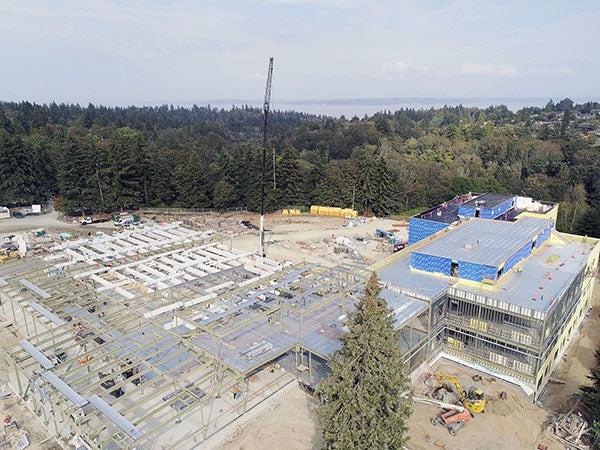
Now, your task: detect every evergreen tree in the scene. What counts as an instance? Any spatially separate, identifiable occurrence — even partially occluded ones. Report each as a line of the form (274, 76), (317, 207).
(176, 151), (211, 208)
(376, 158), (394, 216)
(581, 349), (600, 419)
(317, 273), (411, 449)
(357, 154), (379, 214)
(278, 148), (307, 207)
(0, 131), (37, 205)
(57, 130), (103, 213)
(108, 127), (144, 210)
(213, 179), (236, 209)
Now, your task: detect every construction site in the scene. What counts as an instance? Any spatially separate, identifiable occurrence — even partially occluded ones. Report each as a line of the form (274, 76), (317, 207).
(0, 190), (598, 450)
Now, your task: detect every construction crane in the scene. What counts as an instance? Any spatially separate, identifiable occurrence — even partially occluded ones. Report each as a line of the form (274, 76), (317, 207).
(259, 57), (274, 258)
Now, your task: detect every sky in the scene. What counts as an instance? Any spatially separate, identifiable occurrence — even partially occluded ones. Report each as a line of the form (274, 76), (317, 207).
(1, 0), (599, 106)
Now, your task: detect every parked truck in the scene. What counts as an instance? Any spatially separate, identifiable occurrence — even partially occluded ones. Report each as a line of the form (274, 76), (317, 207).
(113, 214), (141, 227)
(375, 228), (407, 252)
(80, 213), (111, 225)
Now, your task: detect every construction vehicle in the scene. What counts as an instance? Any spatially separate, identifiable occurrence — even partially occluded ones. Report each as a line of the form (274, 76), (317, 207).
(113, 214), (141, 227)
(431, 408), (473, 435)
(0, 245), (19, 263)
(80, 213), (110, 225)
(435, 373), (486, 413)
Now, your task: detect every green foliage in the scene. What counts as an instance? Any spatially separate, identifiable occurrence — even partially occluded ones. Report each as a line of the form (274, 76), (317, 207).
(0, 131), (37, 205)
(0, 98), (599, 239)
(317, 273), (412, 449)
(581, 349), (600, 448)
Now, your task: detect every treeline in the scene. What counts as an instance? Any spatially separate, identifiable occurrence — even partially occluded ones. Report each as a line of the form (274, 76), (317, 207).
(0, 99), (599, 236)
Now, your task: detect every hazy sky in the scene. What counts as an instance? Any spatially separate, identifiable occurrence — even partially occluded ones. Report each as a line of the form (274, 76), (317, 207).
(1, 0), (599, 105)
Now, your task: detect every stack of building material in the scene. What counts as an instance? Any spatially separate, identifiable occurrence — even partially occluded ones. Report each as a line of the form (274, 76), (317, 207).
(551, 409), (591, 449)
(309, 205), (358, 218)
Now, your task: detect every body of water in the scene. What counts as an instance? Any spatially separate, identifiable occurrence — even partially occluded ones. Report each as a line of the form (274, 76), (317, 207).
(159, 97), (599, 118)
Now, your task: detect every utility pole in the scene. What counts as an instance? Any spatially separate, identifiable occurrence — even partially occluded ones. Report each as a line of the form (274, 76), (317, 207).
(259, 57), (274, 258)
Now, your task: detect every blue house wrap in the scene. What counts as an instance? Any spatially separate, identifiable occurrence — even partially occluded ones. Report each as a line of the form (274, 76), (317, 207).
(459, 197), (515, 219)
(457, 261), (498, 282)
(457, 204), (476, 218)
(502, 242), (533, 275)
(410, 252), (452, 276)
(408, 217), (449, 245)
(535, 225), (552, 248)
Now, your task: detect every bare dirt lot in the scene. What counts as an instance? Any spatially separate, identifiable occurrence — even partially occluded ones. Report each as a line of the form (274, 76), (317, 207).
(233, 214), (405, 266)
(0, 210), (116, 238)
(220, 383), (322, 450)
(142, 210), (406, 266)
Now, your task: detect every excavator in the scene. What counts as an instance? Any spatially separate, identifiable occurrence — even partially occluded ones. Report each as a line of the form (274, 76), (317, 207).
(434, 373), (486, 414)
(428, 373), (486, 435)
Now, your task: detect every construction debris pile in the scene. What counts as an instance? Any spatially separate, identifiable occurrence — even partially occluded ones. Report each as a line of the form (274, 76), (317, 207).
(550, 405), (593, 450)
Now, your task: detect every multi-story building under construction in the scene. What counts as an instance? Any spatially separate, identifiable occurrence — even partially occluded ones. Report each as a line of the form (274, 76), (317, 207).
(374, 192), (599, 400)
(0, 193), (597, 448)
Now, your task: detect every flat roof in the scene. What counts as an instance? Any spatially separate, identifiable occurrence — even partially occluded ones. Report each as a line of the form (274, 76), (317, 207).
(415, 193), (480, 224)
(379, 289), (429, 329)
(461, 193), (514, 209)
(453, 236), (594, 314)
(413, 217), (553, 267)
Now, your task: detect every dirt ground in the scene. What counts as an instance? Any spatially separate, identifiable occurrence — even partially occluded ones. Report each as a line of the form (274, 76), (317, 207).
(2, 209), (405, 267)
(219, 383), (322, 450)
(542, 291), (600, 413)
(0, 210), (116, 237)
(230, 214), (405, 266)
(408, 361), (564, 450)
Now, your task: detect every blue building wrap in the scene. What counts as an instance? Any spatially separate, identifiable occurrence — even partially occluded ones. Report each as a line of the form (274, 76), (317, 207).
(502, 241), (533, 276)
(408, 217), (449, 245)
(457, 261), (499, 282)
(458, 197), (516, 219)
(480, 197), (516, 219)
(458, 205), (476, 217)
(410, 252), (452, 276)
(535, 225), (552, 248)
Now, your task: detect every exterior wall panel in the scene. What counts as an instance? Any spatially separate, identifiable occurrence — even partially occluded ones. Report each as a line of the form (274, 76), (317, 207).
(410, 252), (452, 276)
(503, 242), (533, 275)
(408, 217), (449, 245)
(457, 261), (498, 282)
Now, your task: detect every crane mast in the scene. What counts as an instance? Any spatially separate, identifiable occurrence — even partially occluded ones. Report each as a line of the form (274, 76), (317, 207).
(259, 57), (274, 258)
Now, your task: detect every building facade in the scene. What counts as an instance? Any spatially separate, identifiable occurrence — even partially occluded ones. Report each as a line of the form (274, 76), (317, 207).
(377, 193), (598, 400)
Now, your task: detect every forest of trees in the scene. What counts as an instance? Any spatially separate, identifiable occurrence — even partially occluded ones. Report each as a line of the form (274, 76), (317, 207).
(0, 98), (599, 236)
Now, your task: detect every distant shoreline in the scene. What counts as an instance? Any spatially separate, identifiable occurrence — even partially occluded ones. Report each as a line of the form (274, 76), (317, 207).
(138, 96), (599, 117)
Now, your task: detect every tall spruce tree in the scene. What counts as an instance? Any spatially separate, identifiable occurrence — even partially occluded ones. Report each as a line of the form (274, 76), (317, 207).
(581, 349), (600, 440)
(317, 273), (411, 449)
(108, 127), (144, 210)
(0, 131), (37, 205)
